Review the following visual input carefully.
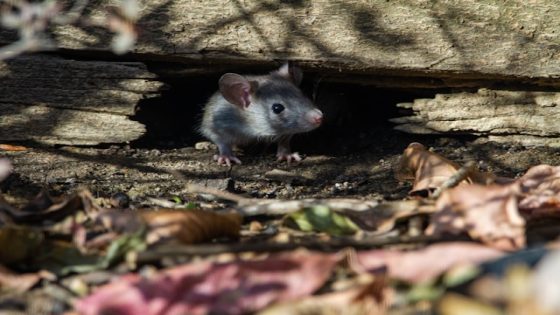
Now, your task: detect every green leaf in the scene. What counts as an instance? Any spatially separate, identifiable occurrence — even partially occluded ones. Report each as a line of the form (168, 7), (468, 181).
(443, 265), (481, 287)
(185, 202), (199, 209)
(406, 283), (445, 302)
(288, 205), (360, 236)
(44, 229), (147, 276)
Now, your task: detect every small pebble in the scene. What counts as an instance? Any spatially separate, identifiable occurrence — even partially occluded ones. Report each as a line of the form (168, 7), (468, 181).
(195, 141), (216, 151)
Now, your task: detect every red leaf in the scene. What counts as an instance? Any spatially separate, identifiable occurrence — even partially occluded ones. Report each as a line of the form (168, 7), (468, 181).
(356, 242), (504, 284)
(75, 250), (339, 315)
(427, 184), (526, 250)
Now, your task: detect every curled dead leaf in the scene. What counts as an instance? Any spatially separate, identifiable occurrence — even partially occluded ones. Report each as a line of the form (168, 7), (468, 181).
(427, 184), (525, 251)
(139, 209), (242, 245)
(340, 199), (436, 234)
(76, 250), (339, 315)
(517, 165), (560, 218)
(396, 142), (494, 197)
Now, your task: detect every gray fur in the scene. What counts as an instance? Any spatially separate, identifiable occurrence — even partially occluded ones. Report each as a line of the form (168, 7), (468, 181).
(199, 64), (322, 163)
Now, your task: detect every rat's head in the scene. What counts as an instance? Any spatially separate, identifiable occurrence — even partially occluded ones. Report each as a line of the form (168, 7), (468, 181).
(218, 63), (323, 137)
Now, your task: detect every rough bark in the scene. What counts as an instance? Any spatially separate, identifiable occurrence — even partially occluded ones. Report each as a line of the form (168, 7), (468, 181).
(0, 54), (164, 145)
(391, 89), (560, 147)
(1, 0), (558, 86)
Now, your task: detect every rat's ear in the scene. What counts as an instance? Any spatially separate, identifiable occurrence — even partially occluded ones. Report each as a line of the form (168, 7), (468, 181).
(274, 62), (303, 86)
(218, 73), (257, 108)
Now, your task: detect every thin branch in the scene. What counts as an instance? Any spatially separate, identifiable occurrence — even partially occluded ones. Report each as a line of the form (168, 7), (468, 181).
(431, 161), (476, 199)
(136, 234), (452, 262)
(184, 183), (252, 205)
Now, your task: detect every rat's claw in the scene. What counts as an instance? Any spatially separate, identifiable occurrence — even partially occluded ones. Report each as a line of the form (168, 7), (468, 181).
(277, 152), (302, 164)
(214, 154), (242, 166)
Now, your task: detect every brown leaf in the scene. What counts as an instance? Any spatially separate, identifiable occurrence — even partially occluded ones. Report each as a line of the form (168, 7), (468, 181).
(75, 250), (339, 315)
(395, 142), (493, 196)
(517, 165), (560, 218)
(0, 144), (27, 151)
(340, 199), (436, 233)
(427, 184), (525, 250)
(395, 143), (466, 196)
(139, 209), (242, 244)
(356, 242), (505, 284)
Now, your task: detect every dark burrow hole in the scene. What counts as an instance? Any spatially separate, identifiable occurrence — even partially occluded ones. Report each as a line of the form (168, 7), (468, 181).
(131, 68), (454, 156)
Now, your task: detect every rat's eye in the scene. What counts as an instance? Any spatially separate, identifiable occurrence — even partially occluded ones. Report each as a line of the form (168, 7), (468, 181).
(272, 103), (285, 114)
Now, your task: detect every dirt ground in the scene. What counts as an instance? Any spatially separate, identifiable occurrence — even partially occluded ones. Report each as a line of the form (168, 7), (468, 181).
(3, 129), (560, 206)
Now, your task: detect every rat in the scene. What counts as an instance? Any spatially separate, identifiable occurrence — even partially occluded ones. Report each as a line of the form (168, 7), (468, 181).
(199, 63), (323, 166)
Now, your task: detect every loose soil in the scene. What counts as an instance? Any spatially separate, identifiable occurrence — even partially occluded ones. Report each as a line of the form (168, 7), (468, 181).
(3, 131), (560, 206)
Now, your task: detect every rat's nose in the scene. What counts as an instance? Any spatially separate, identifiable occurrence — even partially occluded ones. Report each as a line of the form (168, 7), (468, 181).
(306, 109), (323, 126)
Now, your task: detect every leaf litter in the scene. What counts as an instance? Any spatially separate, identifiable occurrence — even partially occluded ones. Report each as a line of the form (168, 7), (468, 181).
(3, 142), (560, 314)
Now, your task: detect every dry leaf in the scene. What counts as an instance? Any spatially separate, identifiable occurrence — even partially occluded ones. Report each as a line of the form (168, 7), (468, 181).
(139, 209), (242, 244)
(427, 184), (525, 251)
(356, 242), (504, 284)
(340, 199), (436, 233)
(395, 143), (467, 196)
(75, 250), (339, 315)
(0, 144), (27, 151)
(395, 142), (493, 196)
(517, 165), (560, 218)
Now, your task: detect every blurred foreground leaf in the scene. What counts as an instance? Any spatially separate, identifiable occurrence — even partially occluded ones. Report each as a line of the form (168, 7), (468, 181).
(139, 209), (241, 244)
(76, 250), (339, 315)
(288, 205), (359, 236)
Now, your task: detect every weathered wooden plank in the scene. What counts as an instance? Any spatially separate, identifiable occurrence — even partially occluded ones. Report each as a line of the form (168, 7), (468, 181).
(0, 55), (163, 115)
(4, 0), (559, 85)
(0, 54), (165, 145)
(391, 89), (560, 147)
(0, 104), (146, 145)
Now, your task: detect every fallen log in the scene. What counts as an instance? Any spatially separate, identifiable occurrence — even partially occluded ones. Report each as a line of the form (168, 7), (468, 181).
(1, 1), (559, 87)
(391, 89), (560, 147)
(0, 54), (164, 145)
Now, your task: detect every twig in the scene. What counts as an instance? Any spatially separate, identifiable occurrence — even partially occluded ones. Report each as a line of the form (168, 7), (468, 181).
(431, 161), (476, 199)
(184, 183), (252, 205)
(136, 234), (451, 262)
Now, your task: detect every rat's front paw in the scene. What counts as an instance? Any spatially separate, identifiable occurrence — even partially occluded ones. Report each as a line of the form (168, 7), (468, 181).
(276, 152), (302, 163)
(213, 154), (242, 166)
